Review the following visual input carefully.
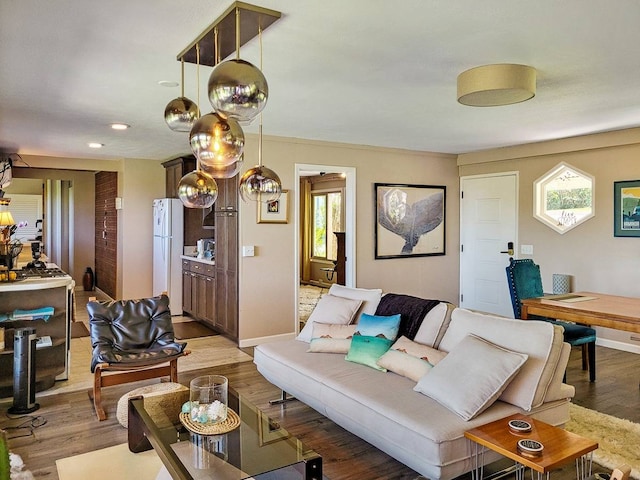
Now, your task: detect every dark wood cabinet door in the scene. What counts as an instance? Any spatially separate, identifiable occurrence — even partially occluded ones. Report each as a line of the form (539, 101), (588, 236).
(182, 269), (193, 314)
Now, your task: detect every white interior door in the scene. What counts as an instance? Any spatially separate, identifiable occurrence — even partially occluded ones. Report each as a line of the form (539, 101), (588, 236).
(460, 173), (518, 317)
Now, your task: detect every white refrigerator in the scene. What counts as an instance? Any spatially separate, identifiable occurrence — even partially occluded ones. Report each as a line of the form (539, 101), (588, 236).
(152, 198), (184, 315)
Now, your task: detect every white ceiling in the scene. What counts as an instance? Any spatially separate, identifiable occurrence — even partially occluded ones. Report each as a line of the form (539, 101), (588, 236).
(2, 1), (640, 162)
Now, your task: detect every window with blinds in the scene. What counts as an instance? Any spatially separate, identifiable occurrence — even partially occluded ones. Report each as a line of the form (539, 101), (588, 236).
(6, 194), (42, 241)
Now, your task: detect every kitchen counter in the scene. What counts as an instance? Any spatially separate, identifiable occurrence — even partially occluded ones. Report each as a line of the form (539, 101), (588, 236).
(181, 254), (215, 265)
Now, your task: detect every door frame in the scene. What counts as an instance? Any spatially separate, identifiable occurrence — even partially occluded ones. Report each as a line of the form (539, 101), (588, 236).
(459, 171), (519, 316)
(294, 164), (356, 331)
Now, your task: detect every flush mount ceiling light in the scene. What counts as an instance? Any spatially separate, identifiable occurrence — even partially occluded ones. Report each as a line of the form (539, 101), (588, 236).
(457, 64), (536, 107)
(110, 123), (130, 130)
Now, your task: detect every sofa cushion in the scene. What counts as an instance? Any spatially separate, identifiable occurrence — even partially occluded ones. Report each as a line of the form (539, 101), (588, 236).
(414, 334), (528, 421)
(297, 294), (363, 343)
(329, 284), (383, 322)
(308, 324), (356, 354)
(355, 313), (402, 340)
(346, 335), (393, 371)
(438, 308), (564, 411)
(376, 336), (448, 382)
(413, 302), (455, 348)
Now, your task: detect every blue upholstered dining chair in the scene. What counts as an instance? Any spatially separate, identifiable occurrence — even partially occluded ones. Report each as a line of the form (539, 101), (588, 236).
(506, 258), (596, 382)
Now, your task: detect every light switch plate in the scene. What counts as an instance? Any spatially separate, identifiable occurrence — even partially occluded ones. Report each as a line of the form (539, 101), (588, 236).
(242, 245), (255, 257)
(521, 244), (534, 255)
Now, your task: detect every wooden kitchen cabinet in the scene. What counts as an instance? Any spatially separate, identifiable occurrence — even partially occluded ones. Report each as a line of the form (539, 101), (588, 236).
(181, 259), (216, 327)
(215, 211), (238, 339)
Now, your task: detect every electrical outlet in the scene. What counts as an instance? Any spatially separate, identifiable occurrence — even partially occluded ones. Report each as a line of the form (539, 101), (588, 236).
(521, 244), (534, 255)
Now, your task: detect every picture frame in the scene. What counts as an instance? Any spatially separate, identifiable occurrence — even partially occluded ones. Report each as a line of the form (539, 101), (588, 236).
(257, 190), (289, 224)
(374, 183), (446, 259)
(258, 410), (290, 446)
(613, 180), (640, 237)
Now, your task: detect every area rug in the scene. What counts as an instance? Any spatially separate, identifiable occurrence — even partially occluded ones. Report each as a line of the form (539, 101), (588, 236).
(57, 443), (332, 480)
(173, 320), (218, 339)
(70, 321), (89, 338)
(299, 284), (326, 323)
(57, 443), (164, 480)
(565, 403), (640, 479)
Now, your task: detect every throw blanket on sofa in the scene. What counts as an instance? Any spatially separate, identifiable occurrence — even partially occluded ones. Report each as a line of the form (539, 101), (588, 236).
(375, 293), (442, 340)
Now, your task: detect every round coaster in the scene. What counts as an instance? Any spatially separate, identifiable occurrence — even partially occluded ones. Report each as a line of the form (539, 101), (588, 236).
(180, 408), (241, 435)
(508, 419), (532, 433)
(517, 439), (544, 457)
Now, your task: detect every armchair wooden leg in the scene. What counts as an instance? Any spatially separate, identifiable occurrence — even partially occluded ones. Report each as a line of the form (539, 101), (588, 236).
(89, 366), (107, 421)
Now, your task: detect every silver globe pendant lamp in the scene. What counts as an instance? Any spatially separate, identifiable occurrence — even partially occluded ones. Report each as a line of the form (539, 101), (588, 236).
(239, 120), (281, 203)
(190, 112), (245, 168)
(201, 156), (244, 179)
(208, 7), (268, 124)
(237, 26), (281, 203)
(208, 58), (268, 124)
(164, 58), (199, 132)
(177, 151), (219, 209)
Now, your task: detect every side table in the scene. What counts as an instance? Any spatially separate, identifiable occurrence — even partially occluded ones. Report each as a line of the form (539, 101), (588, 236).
(464, 413), (598, 480)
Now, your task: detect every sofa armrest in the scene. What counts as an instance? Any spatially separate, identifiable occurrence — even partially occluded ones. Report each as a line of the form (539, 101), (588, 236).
(540, 342), (575, 402)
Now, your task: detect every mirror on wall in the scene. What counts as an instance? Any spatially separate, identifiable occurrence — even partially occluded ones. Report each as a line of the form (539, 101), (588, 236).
(533, 162), (594, 234)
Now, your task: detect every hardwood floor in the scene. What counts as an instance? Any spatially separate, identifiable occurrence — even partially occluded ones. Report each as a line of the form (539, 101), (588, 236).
(1, 343), (638, 480)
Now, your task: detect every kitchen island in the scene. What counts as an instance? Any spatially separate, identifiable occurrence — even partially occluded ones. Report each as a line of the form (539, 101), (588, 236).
(0, 272), (74, 398)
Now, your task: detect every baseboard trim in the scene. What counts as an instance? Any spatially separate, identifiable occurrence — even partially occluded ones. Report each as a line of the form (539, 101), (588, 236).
(596, 337), (640, 354)
(239, 332), (296, 348)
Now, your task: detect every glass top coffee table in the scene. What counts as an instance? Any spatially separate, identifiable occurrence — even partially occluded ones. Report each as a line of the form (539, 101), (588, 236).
(127, 385), (323, 480)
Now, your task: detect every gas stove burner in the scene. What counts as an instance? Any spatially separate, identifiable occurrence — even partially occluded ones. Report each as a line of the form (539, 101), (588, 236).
(17, 267), (70, 279)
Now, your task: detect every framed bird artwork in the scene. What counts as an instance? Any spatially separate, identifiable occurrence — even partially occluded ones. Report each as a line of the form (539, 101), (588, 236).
(375, 183), (446, 259)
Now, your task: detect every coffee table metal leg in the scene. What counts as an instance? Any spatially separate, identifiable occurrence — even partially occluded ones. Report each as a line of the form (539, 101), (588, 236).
(576, 452), (593, 480)
(471, 442), (484, 480)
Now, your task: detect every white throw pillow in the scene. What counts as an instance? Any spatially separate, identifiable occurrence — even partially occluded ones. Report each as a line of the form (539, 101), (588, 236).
(297, 294), (363, 343)
(413, 334), (528, 421)
(308, 324), (356, 354)
(376, 336), (448, 382)
(413, 302), (455, 348)
(328, 284), (383, 321)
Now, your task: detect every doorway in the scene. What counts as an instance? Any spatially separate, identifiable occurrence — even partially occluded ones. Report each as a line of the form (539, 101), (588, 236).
(459, 172), (518, 317)
(294, 164), (356, 332)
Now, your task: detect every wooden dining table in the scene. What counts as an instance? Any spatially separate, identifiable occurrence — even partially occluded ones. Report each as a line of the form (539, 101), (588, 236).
(520, 291), (640, 334)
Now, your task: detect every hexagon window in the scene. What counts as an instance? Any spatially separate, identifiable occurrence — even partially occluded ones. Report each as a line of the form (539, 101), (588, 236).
(534, 163), (594, 234)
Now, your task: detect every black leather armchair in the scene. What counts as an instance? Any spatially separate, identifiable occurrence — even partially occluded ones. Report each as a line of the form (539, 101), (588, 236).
(87, 294), (187, 420)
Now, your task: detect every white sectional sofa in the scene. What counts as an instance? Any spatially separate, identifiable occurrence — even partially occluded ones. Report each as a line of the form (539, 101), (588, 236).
(254, 286), (575, 480)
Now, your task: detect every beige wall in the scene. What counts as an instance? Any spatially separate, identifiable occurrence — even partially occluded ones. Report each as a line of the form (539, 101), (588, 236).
(238, 136), (460, 346)
(459, 129), (640, 351)
(118, 157), (166, 299)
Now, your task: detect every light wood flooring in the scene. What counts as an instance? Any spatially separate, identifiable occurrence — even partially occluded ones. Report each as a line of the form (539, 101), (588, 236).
(1, 291), (639, 480)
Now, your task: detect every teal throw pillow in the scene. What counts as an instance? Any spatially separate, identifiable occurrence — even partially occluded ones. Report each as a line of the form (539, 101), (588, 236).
(355, 313), (401, 341)
(345, 335), (393, 371)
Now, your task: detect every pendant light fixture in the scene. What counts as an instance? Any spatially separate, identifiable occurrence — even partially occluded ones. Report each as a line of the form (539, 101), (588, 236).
(208, 7), (268, 124)
(164, 58), (199, 131)
(191, 27), (245, 170)
(169, 2), (281, 202)
(178, 43), (218, 209)
(238, 26), (281, 203)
